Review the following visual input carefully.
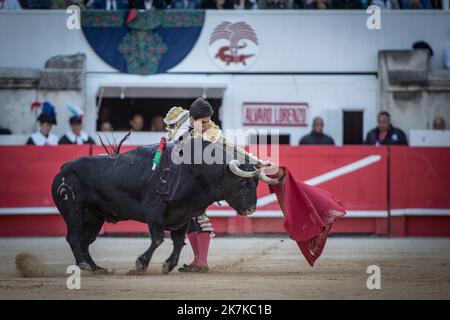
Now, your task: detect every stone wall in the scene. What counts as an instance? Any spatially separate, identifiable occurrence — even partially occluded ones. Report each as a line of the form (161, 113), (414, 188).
(378, 50), (450, 137)
(0, 53), (86, 137)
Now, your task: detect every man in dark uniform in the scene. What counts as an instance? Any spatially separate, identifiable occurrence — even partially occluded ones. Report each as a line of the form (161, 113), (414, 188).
(364, 111), (408, 146)
(59, 105), (95, 145)
(0, 126), (12, 135)
(299, 117), (335, 145)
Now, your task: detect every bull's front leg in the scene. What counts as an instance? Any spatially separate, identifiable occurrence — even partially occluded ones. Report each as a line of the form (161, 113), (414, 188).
(162, 223), (188, 274)
(135, 206), (165, 274)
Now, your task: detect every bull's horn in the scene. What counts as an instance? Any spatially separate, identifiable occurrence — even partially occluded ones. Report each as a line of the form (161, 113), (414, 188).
(228, 159), (258, 178)
(258, 168), (285, 185)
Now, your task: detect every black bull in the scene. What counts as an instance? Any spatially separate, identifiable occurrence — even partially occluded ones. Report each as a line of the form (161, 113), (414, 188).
(51, 139), (278, 274)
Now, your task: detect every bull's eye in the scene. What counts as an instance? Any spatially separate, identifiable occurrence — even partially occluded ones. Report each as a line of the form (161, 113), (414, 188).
(239, 178), (247, 186)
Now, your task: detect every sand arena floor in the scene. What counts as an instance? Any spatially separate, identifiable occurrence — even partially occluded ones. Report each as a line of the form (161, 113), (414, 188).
(0, 236), (449, 299)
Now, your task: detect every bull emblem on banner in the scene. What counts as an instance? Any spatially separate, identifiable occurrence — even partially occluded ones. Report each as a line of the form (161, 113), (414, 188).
(208, 21), (259, 70)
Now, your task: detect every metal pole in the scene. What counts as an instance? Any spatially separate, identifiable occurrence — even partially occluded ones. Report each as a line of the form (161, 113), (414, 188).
(386, 146), (391, 237)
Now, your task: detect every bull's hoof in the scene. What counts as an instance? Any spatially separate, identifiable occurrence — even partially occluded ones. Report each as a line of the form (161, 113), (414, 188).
(78, 262), (92, 271)
(78, 263), (108, 274)
(162, 262), (170, 275)
(93, 267), (108, 275)
(135, 258), (148, 274)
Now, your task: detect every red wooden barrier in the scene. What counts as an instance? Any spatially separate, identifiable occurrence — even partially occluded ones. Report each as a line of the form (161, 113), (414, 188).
(0, 145), (449, 237)
(389, 147), (450, 236)
(0, 145), (91, 208)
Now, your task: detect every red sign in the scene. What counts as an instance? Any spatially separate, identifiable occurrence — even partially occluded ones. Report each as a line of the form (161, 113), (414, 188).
(243, 102), (308, 126)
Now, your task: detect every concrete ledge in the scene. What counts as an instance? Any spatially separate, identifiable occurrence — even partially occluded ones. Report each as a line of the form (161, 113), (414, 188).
(44, 53), (86, 70)
(380, 49), (429, 85)
(428, 69), (450, 87)
(40, 69), (84, 90)
(0, 67), (40, 89)
(0, 53), (86, 90)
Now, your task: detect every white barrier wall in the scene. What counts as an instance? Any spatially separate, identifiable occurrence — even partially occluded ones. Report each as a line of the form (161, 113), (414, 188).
(84, 73), (377, 145)
(410, 130), (450, 146)
(0, 10), (449, 73)
(1, 10), (449, 144)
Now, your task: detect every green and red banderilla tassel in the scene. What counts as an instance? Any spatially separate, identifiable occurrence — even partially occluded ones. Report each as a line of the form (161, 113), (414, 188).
(152, 137), (166, 171)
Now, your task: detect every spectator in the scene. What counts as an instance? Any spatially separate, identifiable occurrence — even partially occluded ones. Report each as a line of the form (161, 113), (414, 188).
(89, 0), (129, 9)
(430, 0), (441, 8)
(258, 0), (292, 8)
(100, 121), (114, 132)
(27, 0), (50, 8)
(130, 0), (166, 9)
(364, 111), (408, 146)
(234, 0), (258, 8)
(51, 0), (86, 9)
(400, 0), (432, 8)
(274, 0), (292, 7)
(97, 107), (111, 131)
(59, 106), (95, 145)
(151, 115), (165, 131)
(407, 0), (423, 7)
(201, 0), (233, 8)
(360, 0), (369, 7)
(172, 0), (200, 8)
(446, 41), (450, 70)
(0, 126), (12, 134)
(292, 0), (304, 7)
(130, 113), (145, 132)
(432, 116), (446, 131)
(332, 0), (362, 8)
(0, 0), (22, 9)
(369, 0), (400, 9)
(412, 41), (434, 57)
(316, 0), (328, 8)
(306, 0), (329, 9)
(299, 117), (335, 145)
(26, 101), (59, 146)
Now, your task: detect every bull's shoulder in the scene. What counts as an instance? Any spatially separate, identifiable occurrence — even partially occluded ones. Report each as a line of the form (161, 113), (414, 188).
(121, 145), (157, 161)
(93, 145), (157, 162)
(108, 145), (160, 167)
(59, 145), (160, 174)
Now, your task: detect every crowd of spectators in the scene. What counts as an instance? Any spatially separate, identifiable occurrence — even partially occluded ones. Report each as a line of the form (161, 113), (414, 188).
(8, 106), (168, 146)
(0, 0), (445, 10)
(298, 112), (447, 146)
(98, 112), (166, 133)
(0, 103), (447, 146)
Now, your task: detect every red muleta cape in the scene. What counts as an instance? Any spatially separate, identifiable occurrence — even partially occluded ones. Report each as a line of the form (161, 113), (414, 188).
(269, 168), (346, 267)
